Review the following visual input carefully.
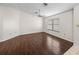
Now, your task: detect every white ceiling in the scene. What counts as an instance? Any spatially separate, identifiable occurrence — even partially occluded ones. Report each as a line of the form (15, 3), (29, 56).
(0, 3), (78, 17)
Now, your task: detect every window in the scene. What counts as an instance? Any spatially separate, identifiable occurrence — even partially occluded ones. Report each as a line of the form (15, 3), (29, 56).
(47, 18), (60, 32)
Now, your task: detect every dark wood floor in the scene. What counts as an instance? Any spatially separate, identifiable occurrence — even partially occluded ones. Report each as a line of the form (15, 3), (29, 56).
(0, 32), (73, 55)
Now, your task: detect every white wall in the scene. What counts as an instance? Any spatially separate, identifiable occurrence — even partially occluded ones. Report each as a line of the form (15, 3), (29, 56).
(20, 11), (42, 35)
(0, 6), (42, 42)
(0, 6), (3, 41)
(2, 6), (20, 42)
(43, 10), (73, 42)
(74, 5), (79, 46)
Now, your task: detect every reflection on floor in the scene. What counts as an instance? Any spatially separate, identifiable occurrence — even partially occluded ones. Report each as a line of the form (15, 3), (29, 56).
(0, 32), (73, 55)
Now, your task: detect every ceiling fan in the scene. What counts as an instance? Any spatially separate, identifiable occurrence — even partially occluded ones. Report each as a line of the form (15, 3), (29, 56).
(38, 9), (42, 17)
(34, 3), (48, 17)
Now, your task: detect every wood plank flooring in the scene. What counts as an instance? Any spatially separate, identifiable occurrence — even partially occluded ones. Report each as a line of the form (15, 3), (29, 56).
(0, 32), (73, 55)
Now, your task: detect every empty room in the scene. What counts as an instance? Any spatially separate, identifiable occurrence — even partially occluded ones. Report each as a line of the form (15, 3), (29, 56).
(0, 3), (79, 55)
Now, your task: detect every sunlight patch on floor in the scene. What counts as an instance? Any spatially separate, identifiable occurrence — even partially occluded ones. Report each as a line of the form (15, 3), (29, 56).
(64, 46), (79, 55)
(47, 36), (61, 54)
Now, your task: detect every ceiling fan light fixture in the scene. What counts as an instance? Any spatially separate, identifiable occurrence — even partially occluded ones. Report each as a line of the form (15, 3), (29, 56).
(43, 3), (48, 6)
(34, 3), (48, 17)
